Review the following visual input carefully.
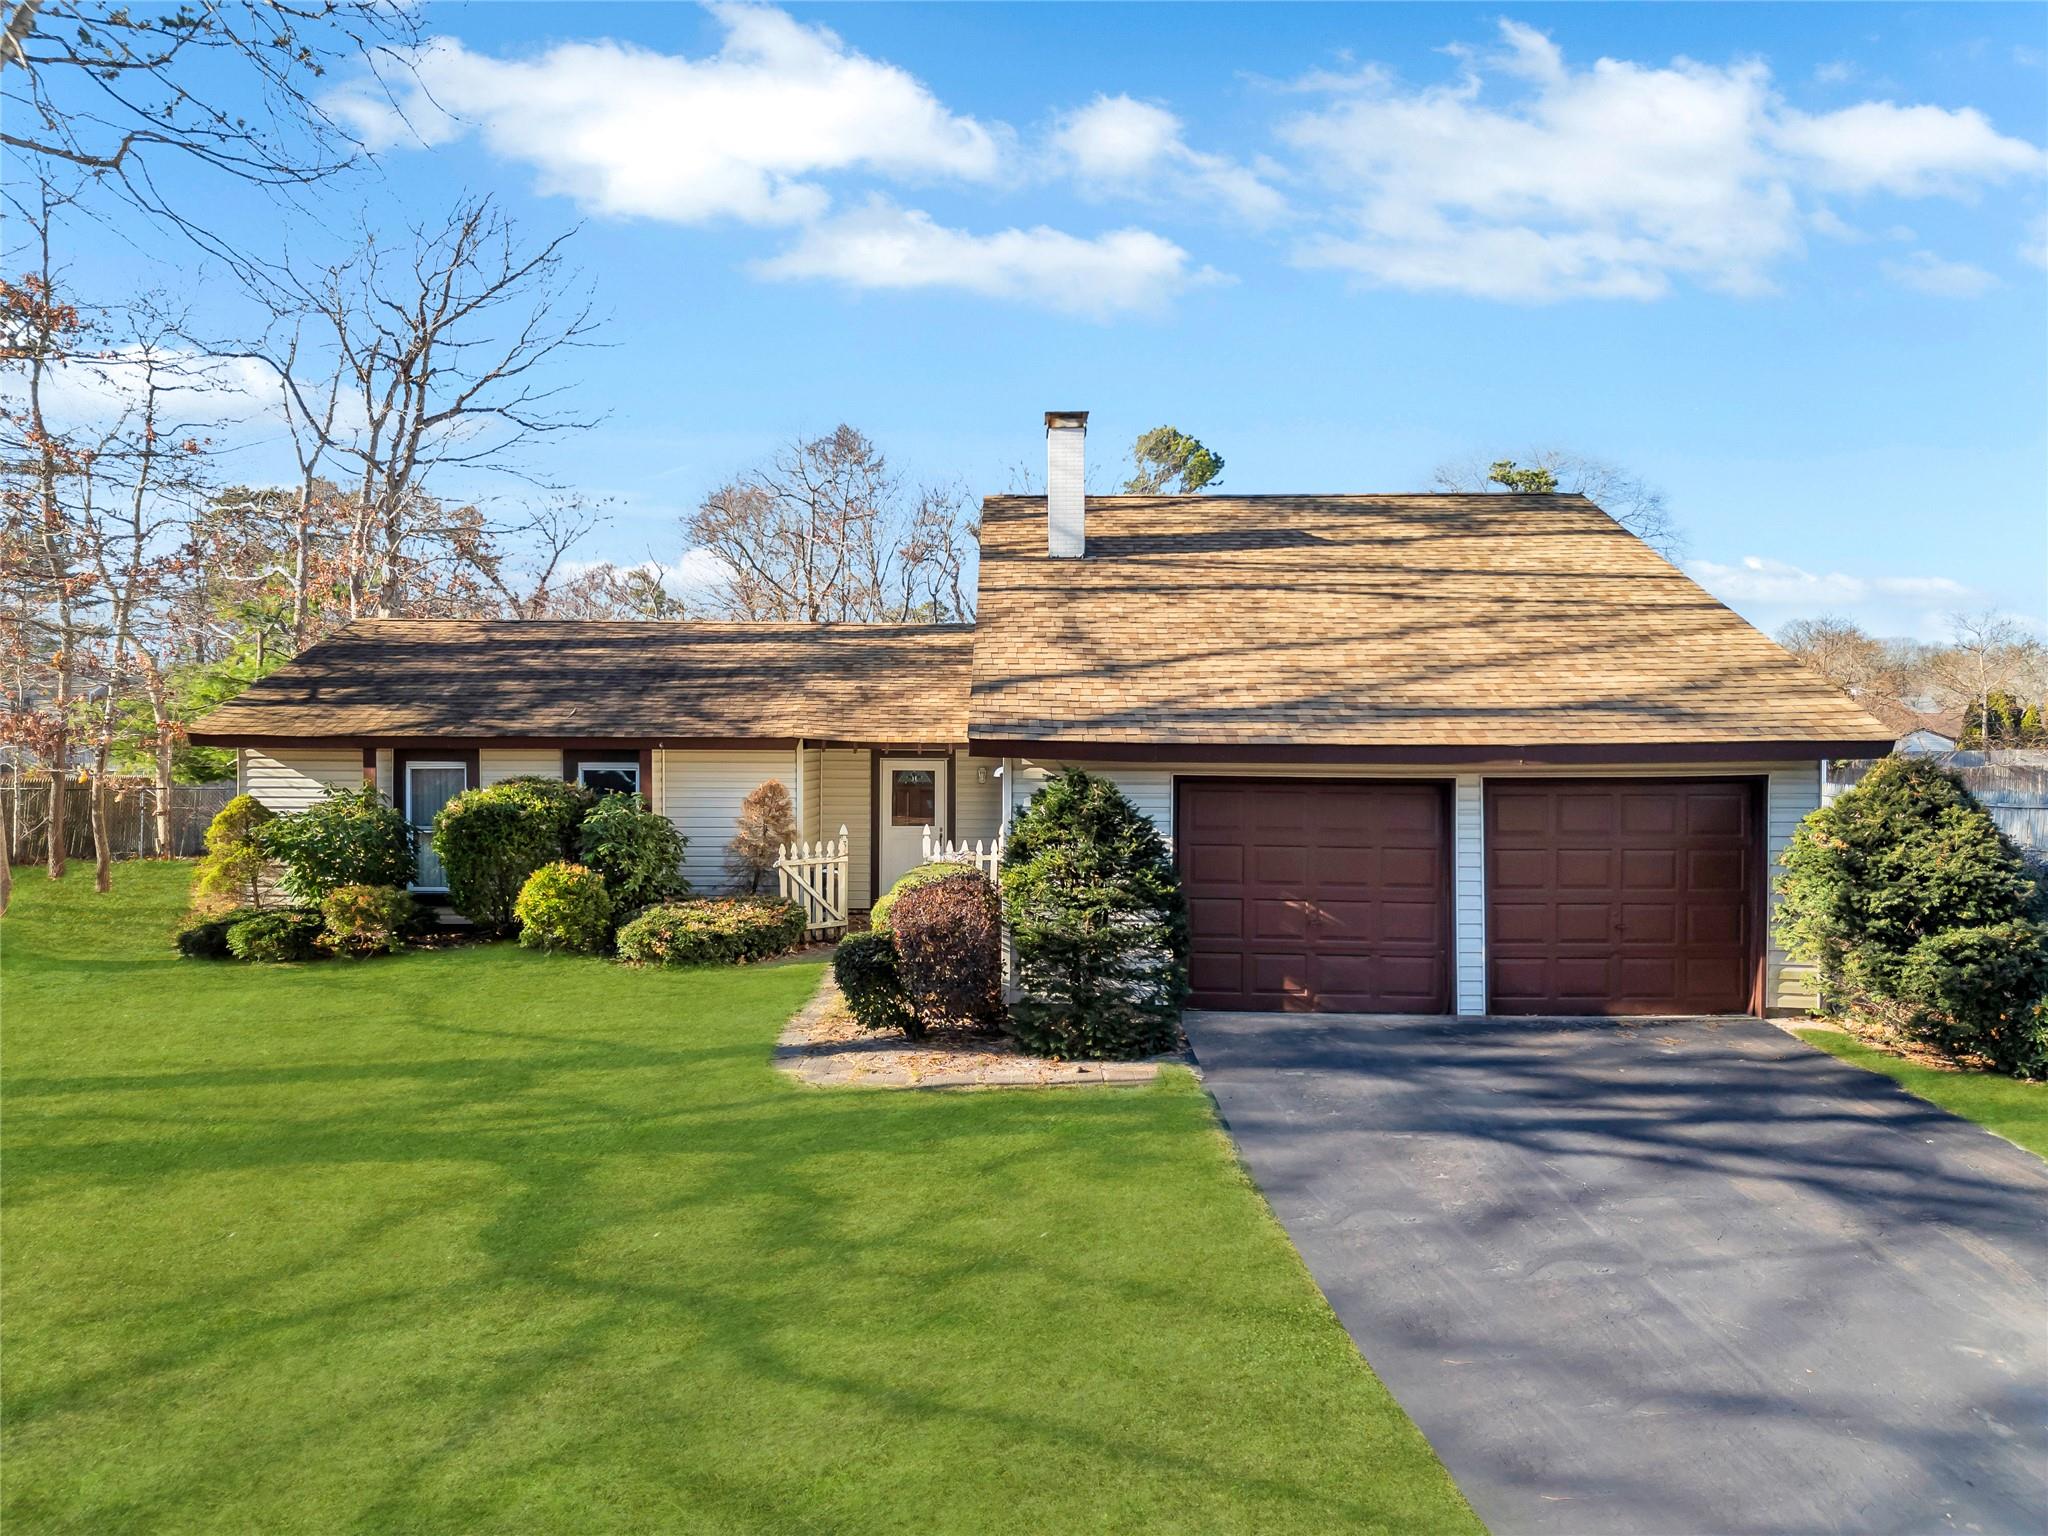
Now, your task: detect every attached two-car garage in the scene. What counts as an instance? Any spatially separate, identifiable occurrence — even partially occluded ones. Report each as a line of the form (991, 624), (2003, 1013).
(1176, 776), (1761, 1017)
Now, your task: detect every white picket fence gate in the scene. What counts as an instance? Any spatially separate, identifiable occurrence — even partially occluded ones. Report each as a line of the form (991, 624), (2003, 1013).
(774, 825), (851, 939)
(921, 825), (1004, 880)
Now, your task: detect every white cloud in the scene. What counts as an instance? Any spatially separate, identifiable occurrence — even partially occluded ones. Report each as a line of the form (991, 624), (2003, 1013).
(1689, 555), (1972, 606)
(1883, 250), (2000, 298)
(327, 4), (1003, 226)
(1279, 20), (2045, 302)
(1052, 93), (1287, 225)
(755, 198), (1215, 317)
(2023, 213), (2048, 270)
(1775, 100), (2044, 196)
(1812, 60), (1857, 87)
(23, 349), (281, 427)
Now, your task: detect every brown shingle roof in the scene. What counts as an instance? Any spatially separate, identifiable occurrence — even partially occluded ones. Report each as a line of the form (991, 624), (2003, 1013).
(190, 620), (971, 746)
(969, 494), (1894, 754)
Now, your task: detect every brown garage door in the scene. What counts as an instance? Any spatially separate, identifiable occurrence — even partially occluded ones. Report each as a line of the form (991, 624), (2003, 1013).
(1178, 779), (1451, 1013)
(1486, 779), (1759, 1016)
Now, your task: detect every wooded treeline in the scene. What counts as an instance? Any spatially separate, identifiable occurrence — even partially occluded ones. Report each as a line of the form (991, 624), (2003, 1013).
(0, 1), (977, 902)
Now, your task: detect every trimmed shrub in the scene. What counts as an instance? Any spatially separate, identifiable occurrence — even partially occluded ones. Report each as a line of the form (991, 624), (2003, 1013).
(833, 930), (919, 1038)
(1896, 923), (2048, 1078)
(869, 861), (975, 932)
(1001, 769), (1188, 1060)
(318, 884), (430, 957)
(578, 792), (688, 917)
(615, 897), (807, 968)
(174, 906), (266, 959)
(432, 776), (595, 932)
(890, 871), (1005, 1034)
(726, 779), (797, 893)
(225, 909), (324, 963)
(1777, 755), (2048, 1075)
(515, 862), (615, 954)
(260, 785), (414, 903)
(194, 794), (275, 909)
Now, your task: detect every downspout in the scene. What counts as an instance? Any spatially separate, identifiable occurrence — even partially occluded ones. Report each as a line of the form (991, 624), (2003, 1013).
(794, 739), (806, 843)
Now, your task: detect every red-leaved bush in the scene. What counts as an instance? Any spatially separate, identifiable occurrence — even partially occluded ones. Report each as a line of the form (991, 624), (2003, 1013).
(887, 871), (1005, 1034)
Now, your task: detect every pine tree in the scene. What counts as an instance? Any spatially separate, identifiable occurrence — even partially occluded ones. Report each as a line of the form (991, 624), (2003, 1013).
(726, 780), (797, 893)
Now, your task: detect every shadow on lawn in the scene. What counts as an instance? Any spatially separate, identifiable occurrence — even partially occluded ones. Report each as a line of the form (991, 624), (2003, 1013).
(7, 913), (1451, 1533)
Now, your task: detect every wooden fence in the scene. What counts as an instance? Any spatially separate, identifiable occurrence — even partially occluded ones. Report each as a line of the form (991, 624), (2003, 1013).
(775, 826), (851, 939)
(4, 779), (236, 864)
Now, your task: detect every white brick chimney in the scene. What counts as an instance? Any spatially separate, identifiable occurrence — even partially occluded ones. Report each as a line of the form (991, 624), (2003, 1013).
(1045, 410), (1087, 558)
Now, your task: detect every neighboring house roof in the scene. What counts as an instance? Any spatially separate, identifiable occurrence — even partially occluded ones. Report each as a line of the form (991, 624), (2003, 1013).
(1861, 698), (1964, 746)
(970, 493), (1896, 759)
(188, 620), (972, 747)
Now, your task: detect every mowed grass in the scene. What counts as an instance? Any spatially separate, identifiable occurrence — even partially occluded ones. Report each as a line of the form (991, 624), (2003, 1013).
(2, 865), (1478, 1536)
(1797, 1027), (2048, 1161)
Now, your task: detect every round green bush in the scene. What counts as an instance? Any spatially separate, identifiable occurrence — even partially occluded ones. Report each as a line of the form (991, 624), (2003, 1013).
(615, 898), (807, 968)
(1000, 769), (1188, 1060)
(224, 909), (325, 963)
(1777, 755), (2048, 1075)
(174, 906), (267, 959)
(578, 791), (688, 918)
(194, 795), (275, 909)
(431, 776), (595, 933)
(833, 930), (919, 1038)
(869, 861), (976, 931)
(259, 785), (415, 903)
(318, 884), (430, 957)
(515, 862), (615, 954)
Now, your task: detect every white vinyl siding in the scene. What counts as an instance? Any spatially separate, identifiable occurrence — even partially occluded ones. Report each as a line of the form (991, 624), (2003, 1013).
(953, 751), (1002, 845)
(1019, 755), (1825, 1016)
(1765, 763), (1823, 1013)
(798, 746), (824, 843)
(659, 748), (799, 897)
(243, 748), (361, 814)
(1453, 774), (1486, 1016)
(373, 748), (394, 803)
(480, 748), (565, 788)
(818, 749), (873, 910)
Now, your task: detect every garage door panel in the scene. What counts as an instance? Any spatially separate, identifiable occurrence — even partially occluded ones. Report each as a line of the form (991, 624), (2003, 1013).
(1493, 902), (1550, 944)
(1181, 780), (1450, 1013)
(1491, 848), (1551, 890)
(1186, 897), (1243, 939)
(1251, 899), (1309, 940)
(1381, 846), (1442, 889)
(1488, 778), (1756, 1016)
(1621, 848), (1679, 890)
(1185, 845), (1244, 885)
(1621, 902), (1677, 943)
(1557, 849), (1613, 889)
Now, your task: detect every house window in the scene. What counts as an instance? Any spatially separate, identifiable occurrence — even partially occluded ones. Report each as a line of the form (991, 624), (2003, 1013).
(576, 761), (640, 798)
(890, 769), (936, 826)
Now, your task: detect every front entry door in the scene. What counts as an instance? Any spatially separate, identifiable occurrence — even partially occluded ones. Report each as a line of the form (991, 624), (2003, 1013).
(405, 763), (468, 891)
(877, 756), (949, 892)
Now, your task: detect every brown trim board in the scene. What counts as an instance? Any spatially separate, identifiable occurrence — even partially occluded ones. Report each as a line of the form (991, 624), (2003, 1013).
(967, 738), (1891, 765)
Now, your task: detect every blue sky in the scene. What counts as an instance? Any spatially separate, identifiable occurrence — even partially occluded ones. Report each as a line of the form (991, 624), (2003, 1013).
(77, 2), (2048, 641)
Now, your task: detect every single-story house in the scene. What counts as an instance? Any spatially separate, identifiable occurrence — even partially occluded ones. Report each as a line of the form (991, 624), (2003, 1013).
(194, 411), (1893, 1020)
(1860, 699), (1965, 757)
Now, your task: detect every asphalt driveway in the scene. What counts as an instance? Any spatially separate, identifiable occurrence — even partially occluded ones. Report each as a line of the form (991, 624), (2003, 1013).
(1182, 1011), (2048, 1536)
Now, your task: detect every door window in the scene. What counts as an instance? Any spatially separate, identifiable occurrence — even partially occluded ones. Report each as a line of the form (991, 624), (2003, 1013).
(406, 764), (468, 889)
(890, 769), (936, 826)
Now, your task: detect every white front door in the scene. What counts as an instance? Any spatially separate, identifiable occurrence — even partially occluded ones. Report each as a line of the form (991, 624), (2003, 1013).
(877, 755), (949, 892)
(405, 763), (468, 891)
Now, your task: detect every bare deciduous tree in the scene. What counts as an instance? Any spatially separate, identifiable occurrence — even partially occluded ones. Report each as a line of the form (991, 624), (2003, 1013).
(1926, 610), (2041, 750)
(1433, 450), (1685, 558)
(1, 0), (417, 268)
(1777, 615), (1897, 700)
(687, 427), (977, 623)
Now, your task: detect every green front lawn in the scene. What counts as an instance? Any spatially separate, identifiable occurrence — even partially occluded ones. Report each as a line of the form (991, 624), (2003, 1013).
(1797, 1027), (2048, 1161)
(2, 866), (1477, 1535)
